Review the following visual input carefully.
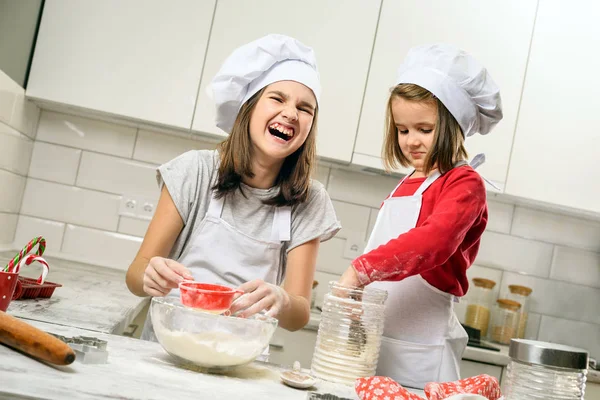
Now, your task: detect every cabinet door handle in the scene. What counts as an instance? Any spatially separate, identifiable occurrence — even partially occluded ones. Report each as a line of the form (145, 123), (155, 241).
(269, 343), (283, 350)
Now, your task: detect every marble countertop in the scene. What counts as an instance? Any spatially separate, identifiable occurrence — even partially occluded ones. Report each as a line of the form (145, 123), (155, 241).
(0, 320), (361, 400)
(1, 252), (149, 335)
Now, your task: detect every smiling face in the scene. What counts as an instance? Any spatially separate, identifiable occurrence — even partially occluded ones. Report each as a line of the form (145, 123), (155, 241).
(391, 96), (437, 176)
(248, 80), (317, 163)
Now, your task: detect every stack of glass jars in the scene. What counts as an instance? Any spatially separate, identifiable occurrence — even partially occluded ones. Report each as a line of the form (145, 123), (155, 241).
(489, 299), (521, 345)
(503, 339), (588, 399)
(507, 284), (532, 339)
(311, 282), (387, 385)
(464, 278), (496, 337)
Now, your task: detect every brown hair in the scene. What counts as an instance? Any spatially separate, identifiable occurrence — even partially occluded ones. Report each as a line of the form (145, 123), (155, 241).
(383, 84), (467, 175)
(212, 87), (318, 207)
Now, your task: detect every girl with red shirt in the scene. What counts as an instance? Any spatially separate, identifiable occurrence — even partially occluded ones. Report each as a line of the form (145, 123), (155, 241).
(339, 44), (503, 389)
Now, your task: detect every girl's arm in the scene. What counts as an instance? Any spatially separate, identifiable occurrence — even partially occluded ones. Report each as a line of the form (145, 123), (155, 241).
(278, 237), (319, 330)
(349, 171), (486, 286)
(126, 185), (189, 296)
(231, 238), (319, 331)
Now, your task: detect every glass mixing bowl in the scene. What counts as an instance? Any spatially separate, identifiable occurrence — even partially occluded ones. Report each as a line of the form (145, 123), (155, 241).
(150, 296), (278, 371)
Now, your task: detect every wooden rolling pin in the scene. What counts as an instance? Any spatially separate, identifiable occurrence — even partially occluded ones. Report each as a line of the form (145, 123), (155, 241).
(0, 311), (75, 365)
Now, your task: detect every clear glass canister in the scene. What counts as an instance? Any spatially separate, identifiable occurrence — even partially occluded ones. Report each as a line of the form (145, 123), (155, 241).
(489, 299), (521, 345)
(507, 284), (532, 339)
(311, 282), (388, 385)
(464, 277), (496, 337)
(503, 339), (588, 399)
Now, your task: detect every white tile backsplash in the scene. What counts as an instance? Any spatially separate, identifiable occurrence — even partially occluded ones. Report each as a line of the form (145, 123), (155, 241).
(500, 272), (600, 325)
(133, 129), (216, 165)
(551, 246), (600, 289)
(524, 312), (541, 340)
(476, 231), (553, 277)
(0, 169), (26, 213)
(0, 213), (17, 244)
(537, 315), (600, 359)
(331, 200), (370, 240)
(511, 206), (600, 252)
(0, 70), (19, 125)
(0, 125), (33, 175)
(28, 142), (82, 185)
(118, 216), (150, 238)
(316, 237), (349, 276)
(486, 200), (514, 234)
(10, 93), (40, 139)
(20, 179), (120, 231)
(76, 152), (158, 199)
(62, 224), (141, 270)
(327, 168), (398, 208)
(14, 215), (65, 251)
(37, 111), (137, 158)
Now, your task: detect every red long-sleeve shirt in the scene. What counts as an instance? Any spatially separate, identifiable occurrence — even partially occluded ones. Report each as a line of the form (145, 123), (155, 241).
(352, 165), (487, 297)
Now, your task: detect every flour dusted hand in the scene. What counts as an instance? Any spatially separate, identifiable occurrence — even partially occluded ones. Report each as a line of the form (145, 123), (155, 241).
(229, 279), (290, 319)
(143, 257), (193, 297)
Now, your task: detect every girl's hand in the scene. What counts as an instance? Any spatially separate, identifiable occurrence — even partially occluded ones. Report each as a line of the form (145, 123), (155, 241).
(143, 256), (193, 297)
(338, 266), (363, 289)
(229, 279), (291, 319)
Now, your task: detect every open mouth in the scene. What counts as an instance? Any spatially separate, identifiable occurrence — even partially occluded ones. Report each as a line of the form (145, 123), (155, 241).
(268, 122), (294, 142)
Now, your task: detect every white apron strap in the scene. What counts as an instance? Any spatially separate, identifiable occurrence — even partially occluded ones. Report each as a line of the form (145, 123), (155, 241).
(271, 206), (291, 242)
(414, 170), (442, 196)
(468, 153), (501, 191)
(206, 193), (225, 218)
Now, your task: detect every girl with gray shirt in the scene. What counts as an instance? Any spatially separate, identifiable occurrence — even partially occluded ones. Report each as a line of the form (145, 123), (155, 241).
(126, 34), (340, 338)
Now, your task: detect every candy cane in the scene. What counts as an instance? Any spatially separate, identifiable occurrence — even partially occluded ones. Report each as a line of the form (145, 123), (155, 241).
(3, 237), (46, 272)
(13, 254), (50, 284)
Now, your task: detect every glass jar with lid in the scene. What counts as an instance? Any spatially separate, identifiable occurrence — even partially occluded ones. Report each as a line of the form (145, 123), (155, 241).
(311, 282), (387, 385)
(503, 339), (588, 399)
(489, 299), (521, 345)
(507, 285), (532, 339)
(464, 277), (496, 337)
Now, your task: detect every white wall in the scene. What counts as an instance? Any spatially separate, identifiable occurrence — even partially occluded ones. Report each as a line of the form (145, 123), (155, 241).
(0, 70), (39, 245)
(12, 110), (600, 359)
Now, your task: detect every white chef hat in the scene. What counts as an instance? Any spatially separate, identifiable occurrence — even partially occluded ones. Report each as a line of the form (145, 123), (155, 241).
(209, 34), (321, 134)
(396, 44), (503, 137)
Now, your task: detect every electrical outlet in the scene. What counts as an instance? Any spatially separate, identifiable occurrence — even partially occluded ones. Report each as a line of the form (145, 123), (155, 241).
(138, 198), (156, 220)
(119, 196), (137, 217)
(119, 194), (156, 220)
(343, 233), (366, 260)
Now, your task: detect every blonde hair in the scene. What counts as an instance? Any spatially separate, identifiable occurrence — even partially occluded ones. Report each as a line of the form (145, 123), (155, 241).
(383, 84), (467, 175)
(213, 87), (318, 206)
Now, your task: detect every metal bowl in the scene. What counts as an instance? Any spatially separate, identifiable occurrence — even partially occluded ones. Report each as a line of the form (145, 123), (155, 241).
(150, 296), (278, 371)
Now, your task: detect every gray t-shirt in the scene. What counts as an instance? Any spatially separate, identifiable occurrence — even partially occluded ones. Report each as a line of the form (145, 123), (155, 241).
(157, 149), (341, 264)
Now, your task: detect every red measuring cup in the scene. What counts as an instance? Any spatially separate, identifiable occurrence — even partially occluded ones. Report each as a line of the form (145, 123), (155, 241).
(179, 282), (243, 314)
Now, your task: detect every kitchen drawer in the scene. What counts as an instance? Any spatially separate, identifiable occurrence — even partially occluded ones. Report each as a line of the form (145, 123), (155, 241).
(460, 360), (504, 382)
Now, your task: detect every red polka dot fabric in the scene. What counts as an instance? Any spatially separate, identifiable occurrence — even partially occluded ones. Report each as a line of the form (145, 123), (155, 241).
(425, 375), (501, 400)
(355, 374), (501, 400)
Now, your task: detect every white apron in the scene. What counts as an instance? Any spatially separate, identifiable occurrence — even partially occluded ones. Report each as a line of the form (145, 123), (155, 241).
(366, 162), (469, 389)
(140, 190), (291, 344)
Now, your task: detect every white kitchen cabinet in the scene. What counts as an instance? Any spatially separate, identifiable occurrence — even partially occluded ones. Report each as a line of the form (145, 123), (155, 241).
(354, 0), (538, 188)
(26, 0), (215, 130)
(505, 0), (600, 214)
(191, 0), (381, 163)
(269, 326), (318, 369)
